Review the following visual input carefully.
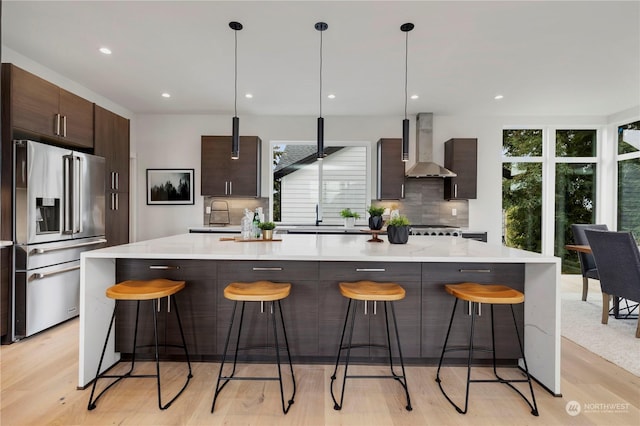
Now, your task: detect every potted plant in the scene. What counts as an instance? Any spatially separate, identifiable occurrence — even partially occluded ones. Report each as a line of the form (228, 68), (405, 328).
(367, 205), (386, 230)
(258, 221), (276, 240)
(340, 208), (361, 228)
(386, 215), (410, 244)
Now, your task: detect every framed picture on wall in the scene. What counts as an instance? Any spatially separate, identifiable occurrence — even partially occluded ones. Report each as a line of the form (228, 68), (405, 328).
(146, 169), (195, 205)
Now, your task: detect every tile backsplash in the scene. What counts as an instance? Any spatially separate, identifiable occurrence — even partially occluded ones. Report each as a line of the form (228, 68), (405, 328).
(203, 179), (468, 227)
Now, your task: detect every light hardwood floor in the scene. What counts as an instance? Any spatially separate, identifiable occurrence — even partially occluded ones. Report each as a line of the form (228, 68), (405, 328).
(2, 283), (639, 425)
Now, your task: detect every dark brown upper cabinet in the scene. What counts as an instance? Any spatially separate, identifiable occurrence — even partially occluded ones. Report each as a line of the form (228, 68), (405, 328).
(7, 64), (94, 149)
(201, 136), (261, 197)
(444, 138), (477, 200)
(376, 138), (405, 200)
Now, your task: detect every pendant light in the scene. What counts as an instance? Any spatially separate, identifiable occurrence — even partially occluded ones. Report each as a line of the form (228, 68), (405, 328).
(315, 22), (328, 160)
(229, 21), (243, 160)
(401, 23), (414, 162)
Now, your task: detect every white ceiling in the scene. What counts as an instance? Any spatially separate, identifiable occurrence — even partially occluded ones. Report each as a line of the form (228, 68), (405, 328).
(2, 1), (639, 117)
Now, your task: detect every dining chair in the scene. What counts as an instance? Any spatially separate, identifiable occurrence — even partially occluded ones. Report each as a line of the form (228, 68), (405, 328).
(584, 230), (640, 338)
(571, 224), (608, 301)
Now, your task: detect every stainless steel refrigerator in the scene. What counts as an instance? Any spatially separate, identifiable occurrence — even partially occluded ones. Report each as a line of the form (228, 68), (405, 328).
(12, 140), (106, 340)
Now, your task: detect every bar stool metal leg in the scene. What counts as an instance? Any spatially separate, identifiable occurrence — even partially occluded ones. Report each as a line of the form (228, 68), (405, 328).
(386, 302), (412, 411)
(272, 300), (296, 414)
(330, 298), (358, 410)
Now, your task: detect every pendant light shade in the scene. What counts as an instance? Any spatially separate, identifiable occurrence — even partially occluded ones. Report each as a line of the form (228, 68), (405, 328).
(315, 22), (328, 160)
(229, 21), (243, 160)
(400, 23), (414, 162)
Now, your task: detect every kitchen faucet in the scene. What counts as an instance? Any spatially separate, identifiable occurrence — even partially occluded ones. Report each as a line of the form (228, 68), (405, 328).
(315, 204), (322, 226)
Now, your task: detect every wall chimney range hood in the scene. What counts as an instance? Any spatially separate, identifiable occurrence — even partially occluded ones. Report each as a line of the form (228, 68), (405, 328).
(405, 113), (457, 178)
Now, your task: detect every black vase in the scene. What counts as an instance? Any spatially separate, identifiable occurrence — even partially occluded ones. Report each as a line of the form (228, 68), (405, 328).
(368, 216), (384, 230)
(387, 225), (409, 244)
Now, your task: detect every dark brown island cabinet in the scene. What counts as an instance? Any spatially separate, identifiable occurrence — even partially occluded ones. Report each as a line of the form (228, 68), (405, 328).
(94, 105), (131, 247)
(3, 63), (94, 149)
(201, 136), (261, 197)
(112, 259), (525, 366)
(444, 138), (477, 200)
(376, 138), (405, 200)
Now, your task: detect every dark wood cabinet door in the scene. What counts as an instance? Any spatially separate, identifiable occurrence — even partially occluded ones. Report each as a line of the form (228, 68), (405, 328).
(201, 136), (261, 197)
(421, 263), (525, 360)
(1, 248), (10, 338)
(10, 64), (59, 138)
(58, 88), (94, 148)
(94, 105), (130, 192)
(115, 259), (217, 356)
(444, 138), (477, 200)
(105, 193), (129, 247)
(377, 138), (405, 200)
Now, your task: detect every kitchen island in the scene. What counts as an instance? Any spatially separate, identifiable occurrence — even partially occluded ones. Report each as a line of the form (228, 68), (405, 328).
(79, 233), (560, 395)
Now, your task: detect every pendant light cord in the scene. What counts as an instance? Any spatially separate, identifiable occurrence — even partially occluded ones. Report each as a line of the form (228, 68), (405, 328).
(319, 29), (323, 118)
(404, 30), (408, 120)
(234, 29), (238, 118)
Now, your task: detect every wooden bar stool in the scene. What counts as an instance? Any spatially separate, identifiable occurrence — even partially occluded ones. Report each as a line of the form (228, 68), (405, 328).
(212, 281), (296, 414)
(87, 279), (192, 410)
(436, 282), (538, 416)
(330, 280), (412, 411)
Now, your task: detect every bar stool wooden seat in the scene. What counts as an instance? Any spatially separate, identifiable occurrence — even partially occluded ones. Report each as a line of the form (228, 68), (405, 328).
(330, 280), (412, 411)
(212, 281), (296, 414)
(436, 282), (538, 416)
(87, 279), (192, 410)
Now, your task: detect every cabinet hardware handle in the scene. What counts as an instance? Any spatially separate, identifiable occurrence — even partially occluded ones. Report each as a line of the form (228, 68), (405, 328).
(115, 193), (119, 211)
(459, 269), (491, 273)
(55, 114), (61, 135)
(225, 181), (228, 195)
(149, 265), (180, 270)
(454, 183), (458, 198)
(401, 183), (405, 199)
(110, 193), (115, 210)
(364, 300), (367, 315)
(229, 181), (233, 194)
(111, 172), (115, 190)
(115, 172), (119, 190)
(32, 264), (80, 280)
(373, 300), (377, 315)
(62, 115), (67, 137)
(252, 267), (283, 271)
(355, 268), (386, 272)
(32, 238), (107, 254)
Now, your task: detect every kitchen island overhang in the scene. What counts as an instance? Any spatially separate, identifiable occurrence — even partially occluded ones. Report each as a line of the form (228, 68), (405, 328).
(79, 233), (561, 395)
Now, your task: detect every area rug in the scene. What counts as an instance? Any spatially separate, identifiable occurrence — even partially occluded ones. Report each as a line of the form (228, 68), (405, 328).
(561, 286), (640, 377)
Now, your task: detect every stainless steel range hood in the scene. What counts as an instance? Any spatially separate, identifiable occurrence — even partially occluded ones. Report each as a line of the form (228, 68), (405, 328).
(405, 113), (456, 178)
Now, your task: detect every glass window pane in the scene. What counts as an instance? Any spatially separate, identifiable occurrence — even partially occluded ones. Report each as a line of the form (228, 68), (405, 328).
(556, 129), (597, 157)
(618, 120), (640, 155)
(502, 162), (542, 253)
(503, 129), (542, 157)
(273, 144), (319, 223)
(554, 163), (596, 273)
(272, 144), (367, 224)
(618, 157), (640, 236)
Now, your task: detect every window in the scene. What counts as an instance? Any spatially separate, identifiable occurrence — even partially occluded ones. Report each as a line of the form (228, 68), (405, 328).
(271, 142), (369, 225)
(617, 120), (640, 237)
(502, 129), (543, 253)
(502, 128), (599, 273)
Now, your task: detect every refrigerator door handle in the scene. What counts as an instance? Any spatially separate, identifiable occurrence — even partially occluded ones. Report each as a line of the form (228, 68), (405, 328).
(31, 238), (107, 254)
(63, 155), (74, 234)
(74, 156), (82, 233)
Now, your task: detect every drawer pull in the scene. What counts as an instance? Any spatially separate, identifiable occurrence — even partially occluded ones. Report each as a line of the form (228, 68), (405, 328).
(355, 268), (386, 272)
(459, 269), (491, 273)
(149, 265), (181, 270)
(252, 267), (283, 271)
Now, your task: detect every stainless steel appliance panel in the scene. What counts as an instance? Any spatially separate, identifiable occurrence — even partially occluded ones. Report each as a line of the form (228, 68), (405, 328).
(73, 152), (105, 239)
(14, 237), (107, 271)
(14, 260), (80, 338)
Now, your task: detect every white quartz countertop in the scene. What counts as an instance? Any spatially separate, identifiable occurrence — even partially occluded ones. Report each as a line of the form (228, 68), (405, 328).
(83, 233), (558, 264)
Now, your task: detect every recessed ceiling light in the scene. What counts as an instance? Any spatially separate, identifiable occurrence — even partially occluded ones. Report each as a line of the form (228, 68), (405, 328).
(161, 93), (171, 98)
(494, 94), (504, 100)
(410, 94), (419, 100)
(327, 94), (336, 99)
(99, 47), (112, 55)
(245, 93), (253, 98)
